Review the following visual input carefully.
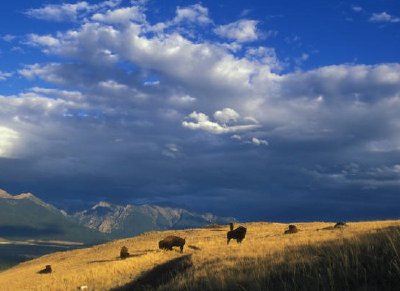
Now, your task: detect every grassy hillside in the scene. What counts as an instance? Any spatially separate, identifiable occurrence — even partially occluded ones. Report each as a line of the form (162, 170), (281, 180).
(0, 220), (399, 291)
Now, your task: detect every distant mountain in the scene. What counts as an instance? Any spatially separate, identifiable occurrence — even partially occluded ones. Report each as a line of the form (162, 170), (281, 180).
(0, 188), (235, 242)
(72, 201), (235, 238)
(0, 189), (107, 245)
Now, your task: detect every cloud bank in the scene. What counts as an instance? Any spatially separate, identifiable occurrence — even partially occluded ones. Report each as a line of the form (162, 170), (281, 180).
(0, 1), (399, 220)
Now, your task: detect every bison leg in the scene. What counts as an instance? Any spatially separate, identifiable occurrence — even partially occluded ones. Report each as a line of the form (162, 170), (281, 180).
(180, 245), (183, 252)
(227, 238), (231, 245)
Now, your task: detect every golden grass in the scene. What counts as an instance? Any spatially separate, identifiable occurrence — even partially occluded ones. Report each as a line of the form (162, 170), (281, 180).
(0, 220), (399, 291)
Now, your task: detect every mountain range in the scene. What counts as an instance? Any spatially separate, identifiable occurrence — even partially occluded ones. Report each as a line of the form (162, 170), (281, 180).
(72, 201), (234, 238)
(0, 189), (234, 244)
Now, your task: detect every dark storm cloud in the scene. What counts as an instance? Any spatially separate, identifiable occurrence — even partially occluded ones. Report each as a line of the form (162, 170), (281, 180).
(0, 1), (399, 220)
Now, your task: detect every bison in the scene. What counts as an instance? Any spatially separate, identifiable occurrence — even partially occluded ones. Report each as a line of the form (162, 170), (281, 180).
(227, 223), (247, 244)
(284, 224), (298, 234)
(120, 246), (130, 259)
(38, 265), (52, 274)
(334, 222), (347, 228)
(159, 235), (186, 252)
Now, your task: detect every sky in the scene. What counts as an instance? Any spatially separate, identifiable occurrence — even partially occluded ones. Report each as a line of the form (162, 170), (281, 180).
(0, 0), (399, 221)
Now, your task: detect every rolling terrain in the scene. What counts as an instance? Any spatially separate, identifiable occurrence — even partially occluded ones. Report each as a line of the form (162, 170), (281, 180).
(0, 188), (233, 270)
(0, 220), (399, 290)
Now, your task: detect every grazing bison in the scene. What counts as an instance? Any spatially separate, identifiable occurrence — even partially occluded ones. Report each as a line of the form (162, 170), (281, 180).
(120, 246), (130, 259)
(284, 224), (298, 234)
(227, 223), (247, 244)
(334, 222), (347, 228)
(38, 265), (52, 274)
(159, 235), (186, 252)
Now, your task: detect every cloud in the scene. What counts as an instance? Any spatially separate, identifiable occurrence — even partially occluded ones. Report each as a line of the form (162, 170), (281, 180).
(0, 71), (12, 81)
(162, 143), (180, 158)
(1, 34), (16, 42)
(1, 1), (400, 220)
(231, 134), (242, 140)
(308, 163), (400, 188)
(25, 2), (92, 22)
(351, 6), (363, 13)
(173, 4), (211, 25)
(19, 63), (67, 84)
(92, 6), (145, 24)
(251, 137), (268, 146)
(214, 108), (240, 124)
(0, 126), (19, 158)
(169, 94), (196, 106)
(369, 12), (400, 23)
(294, 53), (309, 66)
(214, 19), (259, 42)
(28, 34), (60, 47)
(182, 110), (260, 134)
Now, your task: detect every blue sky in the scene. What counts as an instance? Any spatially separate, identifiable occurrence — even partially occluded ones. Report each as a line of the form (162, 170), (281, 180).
(0, 0), (399, 221)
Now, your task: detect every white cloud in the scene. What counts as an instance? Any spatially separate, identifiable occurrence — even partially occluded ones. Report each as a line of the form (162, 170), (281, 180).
(182, 110), (259, 134)
(294, 53), (309, 66)
(352, 6), (363, 13)
(1, 34), (16, 42)
(28, 34), (60, 47)
(173, 4), (211, 25)
(99, 80), (128, 90)
(214, 19), (259, 43)
(11, 3), (400, 165)
(30, 87), (84, 101)
(169, 94), (196, 105)
(162, 143), (180, 158)
(251, 137), (268, 146)
(213, 108), (240, 124)
(369, 12), (400, 23)
(143, 80), (160, 86)
(0, 126), (19, 158)
(92, 6), (145, 24)
(0, 71), (12, 81)
(25, 2), (91, 22)
(231, 134), (242, 140)
(19, 63), (66, 84)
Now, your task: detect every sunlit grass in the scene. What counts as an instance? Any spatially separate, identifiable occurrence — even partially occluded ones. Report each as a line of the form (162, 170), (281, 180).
(0, 220), (399, 290)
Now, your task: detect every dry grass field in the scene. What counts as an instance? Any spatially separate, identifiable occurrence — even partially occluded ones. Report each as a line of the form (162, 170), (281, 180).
(0, 220), (399, 291)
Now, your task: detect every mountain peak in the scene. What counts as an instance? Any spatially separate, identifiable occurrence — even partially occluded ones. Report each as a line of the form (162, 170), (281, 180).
(93, 201), (113, 209)
(14, 192), (35, 200)
(9, 191), (57, 211)
(0, 189), (13, 199)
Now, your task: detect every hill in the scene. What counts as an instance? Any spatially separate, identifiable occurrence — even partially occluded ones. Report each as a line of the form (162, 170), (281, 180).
(0, 190), (106, 245)
(72, 201), (235, 238)
(0, 220), (399, 290)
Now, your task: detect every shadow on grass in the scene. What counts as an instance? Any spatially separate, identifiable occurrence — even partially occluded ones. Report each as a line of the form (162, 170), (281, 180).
(88, 251), (153, 264)
(187, 245), (201, 251)
(112, 254), (193, 291)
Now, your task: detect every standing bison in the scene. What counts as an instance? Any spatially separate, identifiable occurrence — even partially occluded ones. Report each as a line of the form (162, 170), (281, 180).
(120, 246), (130, 259)
(159, 235), (186, 252)
(284, 224), (298, 234)
(227, 223), (247, 244)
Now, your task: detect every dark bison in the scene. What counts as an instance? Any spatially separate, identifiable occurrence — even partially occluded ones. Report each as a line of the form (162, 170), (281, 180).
(38, 265), (52, 274)
(334, 222), (347, 228)
(227, 223), (247, 244)
(159, 235), (186, 252)
(284, 224), (298, 234)
(120, 246), (130, 259)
